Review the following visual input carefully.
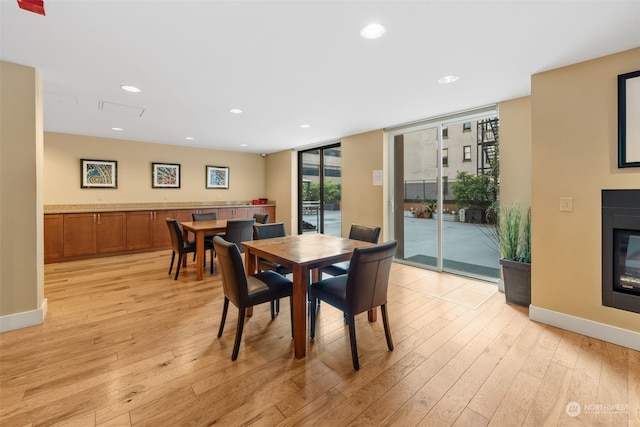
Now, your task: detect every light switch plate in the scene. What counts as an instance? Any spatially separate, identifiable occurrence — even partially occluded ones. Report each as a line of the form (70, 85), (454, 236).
(560, 196), (573, 212)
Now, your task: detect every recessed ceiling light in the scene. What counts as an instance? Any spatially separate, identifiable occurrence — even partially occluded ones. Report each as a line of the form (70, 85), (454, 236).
(360, 23), (385, 39)
(121, 85), (141, 93)
(229, 108), (243, 114)
(240, 144), (248, 147)
(438, 75), (459, 84)
(185, 137), (194, 140)
(112, 127), (123, 131)
(300, 124), (311, 128)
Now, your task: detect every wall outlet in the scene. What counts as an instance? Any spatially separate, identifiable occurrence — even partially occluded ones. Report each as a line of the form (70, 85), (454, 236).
(560, 196), (573, 212)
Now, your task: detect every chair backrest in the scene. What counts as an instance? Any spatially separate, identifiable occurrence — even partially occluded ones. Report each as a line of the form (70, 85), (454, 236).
(253, 212), (270, 224)
(345, 240), (398, 315)
(213, 236), (249, 307)
(192, 212), (217, 221)
(224, 219), (256, 252)
(348, 224), (381, 244)
(165, 218), (184, 253)
(253, 222), (286, 240)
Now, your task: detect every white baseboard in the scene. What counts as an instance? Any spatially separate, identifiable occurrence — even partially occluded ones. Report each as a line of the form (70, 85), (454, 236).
(529, 304), (640, 351)
(0, 298), (48, 333)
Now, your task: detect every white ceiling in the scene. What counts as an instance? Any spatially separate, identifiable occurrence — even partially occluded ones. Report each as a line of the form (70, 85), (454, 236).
(2, 0), (639, 154)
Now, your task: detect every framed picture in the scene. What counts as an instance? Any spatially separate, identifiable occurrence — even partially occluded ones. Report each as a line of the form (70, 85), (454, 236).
(81, 159), (118, 188)
(152, 162), (180, 188)
(618, 70), (640, 168)
(206, 165), (229, 189)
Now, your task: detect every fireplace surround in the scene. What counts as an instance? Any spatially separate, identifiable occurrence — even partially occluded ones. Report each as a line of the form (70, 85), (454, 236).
(602, 189), (640, 314)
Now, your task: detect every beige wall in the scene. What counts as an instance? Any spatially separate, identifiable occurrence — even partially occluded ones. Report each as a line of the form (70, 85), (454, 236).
(499, 96), (532, 210)
(1, 61), (44, 317)
(531, 48), (640, 332)
(341, 130), (385, 238)
(264, 150), (296, 234)
(44, 133), (268, 205)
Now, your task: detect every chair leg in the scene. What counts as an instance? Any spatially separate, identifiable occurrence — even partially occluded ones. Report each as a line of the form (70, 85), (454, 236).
(168, 252), (176, 275)
(231, 307), (246, 361)
(218, 297), (229, 338)
(347, 315), (359, 370)
(210, 248), (214, 274)
(309, 296), (318, 339)
(174, 254), (182, 280)
(270, 301), (276, 320)
(275, 299), (280, 314)
(381, 303), (394, 351)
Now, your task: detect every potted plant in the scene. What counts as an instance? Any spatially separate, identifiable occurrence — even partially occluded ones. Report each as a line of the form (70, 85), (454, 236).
(422, 200), (436, 218)
(498, 202), (531, 307)
(451, 171), (496, 223)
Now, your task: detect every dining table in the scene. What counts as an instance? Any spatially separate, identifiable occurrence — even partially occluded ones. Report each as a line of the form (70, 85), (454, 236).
(180, 219), (228, 280)
(242, 233), (374, 359)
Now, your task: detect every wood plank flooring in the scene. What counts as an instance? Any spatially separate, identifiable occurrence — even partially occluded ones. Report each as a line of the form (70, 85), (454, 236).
(1, 251), (639, 426)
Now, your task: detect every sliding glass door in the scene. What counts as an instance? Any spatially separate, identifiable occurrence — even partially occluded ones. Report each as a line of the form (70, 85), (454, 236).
(391, 108), (500, 280)
(298, 144), (341, 236)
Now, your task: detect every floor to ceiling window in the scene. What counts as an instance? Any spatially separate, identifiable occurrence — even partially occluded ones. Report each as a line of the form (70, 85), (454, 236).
(389, 106), (500, 281)
(298, 143), (341, 236)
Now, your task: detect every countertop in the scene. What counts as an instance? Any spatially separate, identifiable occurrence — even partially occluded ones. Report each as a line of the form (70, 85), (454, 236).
(44, 201), (275, 214)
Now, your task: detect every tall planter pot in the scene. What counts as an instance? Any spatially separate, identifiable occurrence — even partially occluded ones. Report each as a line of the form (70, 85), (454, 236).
(499, 258), (531, 307)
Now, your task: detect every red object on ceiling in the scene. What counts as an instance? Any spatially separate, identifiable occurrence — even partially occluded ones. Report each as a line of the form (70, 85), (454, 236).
(17, 0), (45, 15)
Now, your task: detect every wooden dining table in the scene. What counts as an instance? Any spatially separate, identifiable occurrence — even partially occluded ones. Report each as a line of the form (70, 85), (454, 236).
(180, 220), (228, 280)
(242, 233), (374, 359)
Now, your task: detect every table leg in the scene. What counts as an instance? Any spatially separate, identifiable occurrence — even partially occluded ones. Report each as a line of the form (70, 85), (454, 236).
(195, 230), (204, 281)
(292, 265), (308, 358)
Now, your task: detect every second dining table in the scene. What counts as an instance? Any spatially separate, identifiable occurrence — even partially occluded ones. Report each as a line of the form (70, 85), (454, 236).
(180, 219), (227, 280)
(242, 233), (374, 359)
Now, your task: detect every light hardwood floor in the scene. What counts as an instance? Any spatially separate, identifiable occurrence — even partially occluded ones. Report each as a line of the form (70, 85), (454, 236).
(1, 251), (639, 426)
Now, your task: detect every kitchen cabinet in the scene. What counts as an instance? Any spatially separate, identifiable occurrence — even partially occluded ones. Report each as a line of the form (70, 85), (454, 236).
(44, 204), (274, 263)
(62, 212), (126, 258)
(126, 210), (175, 250)
(175, 208), (218, 223)
(247, 206), (275, 223)
(44, 214), (64, 262)
(217, 207), (249, 220)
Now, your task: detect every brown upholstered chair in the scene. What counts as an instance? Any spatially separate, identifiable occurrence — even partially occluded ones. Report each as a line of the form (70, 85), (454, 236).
(165, 218), (214, 280)
(253, 212), (270, 224)
(213, 236), (293, 360)
(319, 224), (381, 278)
(309, 240), (398, 370)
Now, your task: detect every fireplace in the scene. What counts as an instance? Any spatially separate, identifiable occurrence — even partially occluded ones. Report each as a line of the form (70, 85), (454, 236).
(602, 190), (640, 314)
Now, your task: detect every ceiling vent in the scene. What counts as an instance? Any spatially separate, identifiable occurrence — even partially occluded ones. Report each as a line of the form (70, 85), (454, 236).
(98, 101), (145, 117)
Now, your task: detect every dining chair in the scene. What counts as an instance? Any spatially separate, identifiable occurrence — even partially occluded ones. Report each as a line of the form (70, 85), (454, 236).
(223, 219), (255, 253)
(191, 212), (222, 262)
(318, 224), (381, 278)
(165, 218), (214, 280)
(253, 212), (270, 224)
(309, 240), (398, 370)
(253, 222), (291, 314)
(213, 236), (293, 360)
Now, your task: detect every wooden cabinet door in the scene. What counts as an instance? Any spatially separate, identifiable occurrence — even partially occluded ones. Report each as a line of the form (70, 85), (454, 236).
(248, 206), (275, 223)
(44, 214), (64, 262)
(174, 208), (218, 223)
(126, 211), (154, 250)
(97, 212), (127, 253)
(63, 213), (97, 257)
(218, 207), (249, 219)
(153, 210), (175, 248)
